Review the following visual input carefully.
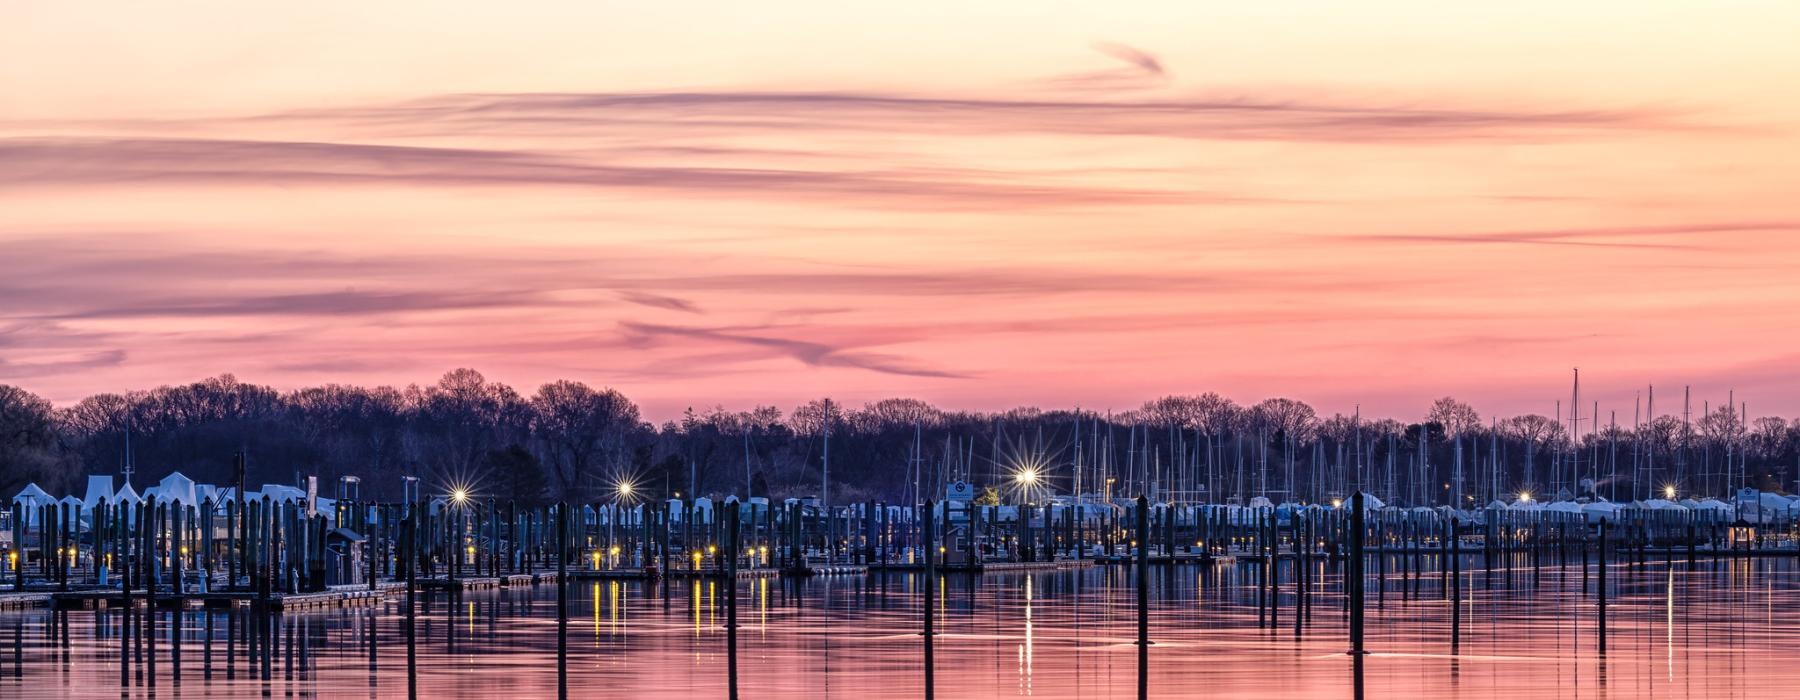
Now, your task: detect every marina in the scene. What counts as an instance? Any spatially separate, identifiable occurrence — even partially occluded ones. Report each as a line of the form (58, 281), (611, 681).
(5, 475), (1800, 698)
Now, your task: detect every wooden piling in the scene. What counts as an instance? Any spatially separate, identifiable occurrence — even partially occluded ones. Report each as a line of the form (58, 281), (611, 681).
(1136, 495), (1151, 700)
(556, 501), (569, 700)
(1348, 492), (1365, 656)
(726, 501), (741, 700)
(921, 498), (936, 699)
(1597, 518), (1608, 655)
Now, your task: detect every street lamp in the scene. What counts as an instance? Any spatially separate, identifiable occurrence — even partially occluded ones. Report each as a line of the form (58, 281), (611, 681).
(1664, 485), (1677, 500)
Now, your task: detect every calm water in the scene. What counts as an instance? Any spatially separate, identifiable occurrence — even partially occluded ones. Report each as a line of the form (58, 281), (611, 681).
(3, 556), (1798, 698)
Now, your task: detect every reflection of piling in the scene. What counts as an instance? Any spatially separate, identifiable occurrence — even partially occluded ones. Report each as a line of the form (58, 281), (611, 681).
(1136, 495), (1150, 700)
(146, 502), (158, 692)
(1348, 492), (1365, 656)
(725, 501), (741, 700)
(1135, 496), (1150, 647)
(404, 508), (417, 699)
(1597, 518), (1608, 655)
(1449, 511), (1460, 652)
(556, 501), (569, 700)
(1267, 510), (1279, 631)
(922, 498), (935, 700)
(120, 512), (131, 690)
(1294, 511), (1305, 639)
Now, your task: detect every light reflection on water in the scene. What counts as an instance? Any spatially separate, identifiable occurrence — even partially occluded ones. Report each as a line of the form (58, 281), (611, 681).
(3, 555), (1799, 698)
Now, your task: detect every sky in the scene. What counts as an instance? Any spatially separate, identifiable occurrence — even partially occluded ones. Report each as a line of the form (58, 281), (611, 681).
(3, 2), (1799, 421)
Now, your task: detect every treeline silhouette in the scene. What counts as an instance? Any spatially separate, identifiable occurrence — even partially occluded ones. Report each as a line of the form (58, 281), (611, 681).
(2, 370), (1797, 505)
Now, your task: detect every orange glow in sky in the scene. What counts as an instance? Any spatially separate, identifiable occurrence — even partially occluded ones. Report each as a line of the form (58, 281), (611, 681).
(3, 2), (1798, 418)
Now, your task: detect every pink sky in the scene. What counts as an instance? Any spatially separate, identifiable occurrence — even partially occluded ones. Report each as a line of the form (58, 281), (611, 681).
(3, 2), (1799, 421)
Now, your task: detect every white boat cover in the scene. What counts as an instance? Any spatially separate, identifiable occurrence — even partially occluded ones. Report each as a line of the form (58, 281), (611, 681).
(82, 476), (114, 512)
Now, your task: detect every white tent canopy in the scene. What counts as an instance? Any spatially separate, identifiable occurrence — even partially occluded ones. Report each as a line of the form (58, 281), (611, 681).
(257, 485), (306, 503)
(12, 483), (55, 527)
(154, 472), (199, 507)
(82, 475), (115, 513)
(1581, 500), (1623, 522)
(13, 482), (54, 507)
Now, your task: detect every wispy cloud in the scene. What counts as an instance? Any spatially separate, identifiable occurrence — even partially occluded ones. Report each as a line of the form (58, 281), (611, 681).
(267, 357), (416, 373)
(0, 137), (1202, 209)
(1048, 43), (1172, 92)
(1345, 221), (1797, 249)
(0, 321), (115, 350)
(54, 289), (545, 321)
(0, 235), (1294, 320)
(616, 291), (703, 314)
(295, 90), (1672, 144)
(0, 350), (128, 380)
(619, 321), (964, 378)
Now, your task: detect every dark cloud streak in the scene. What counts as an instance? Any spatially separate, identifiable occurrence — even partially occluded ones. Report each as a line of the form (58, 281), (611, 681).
(334, 90), (1671, 143)
(619, 321), (965, 379)
(0, 350), (128, 379)
(616, 291), (703, 314)
(0, 137), (1202, 209)
(1346, 221), (1797, 249)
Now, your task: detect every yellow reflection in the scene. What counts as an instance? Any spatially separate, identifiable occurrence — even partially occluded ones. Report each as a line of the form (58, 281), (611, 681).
(609, 580), (623, 634)
(1665, 566), (1674, 681)
(1019, 575), (1034, 691)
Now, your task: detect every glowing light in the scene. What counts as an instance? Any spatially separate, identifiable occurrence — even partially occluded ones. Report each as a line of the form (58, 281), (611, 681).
(1664, 485), (1677, 500)
(450, 488), (469, 506)
(1013, 468), (1041, 486)
(616, 480), (636, 499)
(1518, 491), (1533, 503)
(1330, 499), (1342, 508)
(609, 546), (621, 557)
(706, 544), (716, 555)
